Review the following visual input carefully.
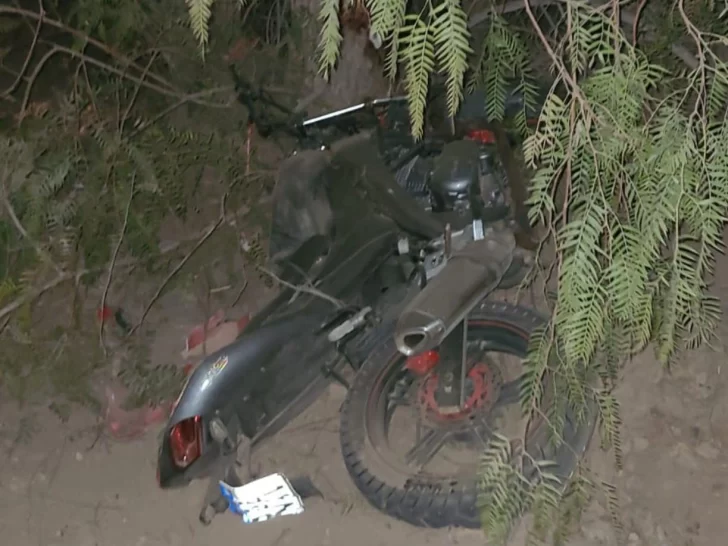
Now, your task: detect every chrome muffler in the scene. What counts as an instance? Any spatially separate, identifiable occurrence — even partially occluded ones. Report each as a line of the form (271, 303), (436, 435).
(394, 229), (515, 356)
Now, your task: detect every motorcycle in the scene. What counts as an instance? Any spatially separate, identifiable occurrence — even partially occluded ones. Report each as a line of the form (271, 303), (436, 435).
(155, 71), (597, 529)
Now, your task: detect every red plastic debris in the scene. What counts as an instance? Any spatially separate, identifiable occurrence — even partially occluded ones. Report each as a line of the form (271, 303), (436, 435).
(185, 310), (225, 353)
(96, 305), (114, 323)
(103, 382), (170, 442)
(404, 350), (440, 376)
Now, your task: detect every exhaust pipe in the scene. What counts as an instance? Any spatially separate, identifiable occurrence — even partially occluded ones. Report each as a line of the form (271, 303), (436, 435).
(394, 230), (515, 356)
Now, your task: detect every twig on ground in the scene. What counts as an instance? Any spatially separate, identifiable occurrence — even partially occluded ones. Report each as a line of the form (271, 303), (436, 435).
(271, 528), (290, 546)
(255, 265), (344, 308)
(0, 271), (75, 321)
(0, 315), (10, 335)
(99, 173), (136, 357)
(0, 207), (232, 324)
(126, 194), (230, 338)
(229, 273), (249, 309)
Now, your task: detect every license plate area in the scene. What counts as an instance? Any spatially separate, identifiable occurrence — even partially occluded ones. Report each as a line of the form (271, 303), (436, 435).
(219, 473), (305, 524)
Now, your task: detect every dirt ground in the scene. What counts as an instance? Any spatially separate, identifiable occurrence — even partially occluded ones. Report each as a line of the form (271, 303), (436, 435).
(4, 4), (728, 543)
(1, 249), (728, 546)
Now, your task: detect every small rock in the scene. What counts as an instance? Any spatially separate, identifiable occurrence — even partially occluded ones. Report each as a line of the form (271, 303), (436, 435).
(670, 442), (698, 470)
(632, 437), (649, 452)
(627, 532), (642, 546)
(582, 520), (614, 544)
(696, 442), (720, 460)
(75, 451), (83, 462)
(8, 476), (24, 492)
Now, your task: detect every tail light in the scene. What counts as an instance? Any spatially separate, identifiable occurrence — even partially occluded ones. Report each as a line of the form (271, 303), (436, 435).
(169, 416), (203, 468)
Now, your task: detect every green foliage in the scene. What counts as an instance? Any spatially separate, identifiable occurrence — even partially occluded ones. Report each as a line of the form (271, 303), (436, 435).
(187, 0), (216, 52)
(382, 0), (473, 138)
(296, 0), (728, 542)
(469, 14), (540, 133)
(6, 0), (727, 540)
(185, 0), (250, 53)
(317, 0), (343, 80)
(0, 74), (257, 410)
(66, 0), (152, 47)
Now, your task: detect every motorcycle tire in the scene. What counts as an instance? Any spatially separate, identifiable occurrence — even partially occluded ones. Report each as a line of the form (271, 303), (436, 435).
(339, 301), (597, 529)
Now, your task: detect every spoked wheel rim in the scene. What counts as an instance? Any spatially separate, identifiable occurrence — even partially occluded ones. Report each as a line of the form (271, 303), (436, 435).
(363, 319), (537, 482)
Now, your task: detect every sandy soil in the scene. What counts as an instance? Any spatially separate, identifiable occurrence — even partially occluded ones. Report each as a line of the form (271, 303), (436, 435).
(2, 271), (728, 546)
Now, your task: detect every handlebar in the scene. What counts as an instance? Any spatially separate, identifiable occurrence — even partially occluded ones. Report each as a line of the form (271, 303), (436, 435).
(229, 64), (408, 149)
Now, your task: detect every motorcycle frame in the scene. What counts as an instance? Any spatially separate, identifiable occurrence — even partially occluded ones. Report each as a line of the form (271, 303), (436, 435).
(157, 79), (529, 524)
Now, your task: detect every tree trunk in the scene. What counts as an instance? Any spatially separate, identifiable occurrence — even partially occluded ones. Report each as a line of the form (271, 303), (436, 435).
(291, 0), (390, 113)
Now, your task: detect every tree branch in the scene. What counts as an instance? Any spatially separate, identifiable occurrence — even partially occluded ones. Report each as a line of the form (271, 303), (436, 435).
(1, 0), (43, 98)
(255, 265), (344, 309)
(0, 5), (234, 109)
(126, 193), (230, 338)
(467, 0), (700, 70)
(0, 271), (75, 321)
(99, 173), (136, 356)
(34, 42), (233, 108)
(0, 5), (174, 92)
(19, 44), (61, 120)
(1, 191), (61, 273)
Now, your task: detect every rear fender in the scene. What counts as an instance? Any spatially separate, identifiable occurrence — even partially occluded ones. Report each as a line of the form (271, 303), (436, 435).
(169, 313), (322, 426)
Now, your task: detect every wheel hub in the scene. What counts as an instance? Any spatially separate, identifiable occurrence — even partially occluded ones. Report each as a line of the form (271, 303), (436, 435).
(418, 361), (502, 423)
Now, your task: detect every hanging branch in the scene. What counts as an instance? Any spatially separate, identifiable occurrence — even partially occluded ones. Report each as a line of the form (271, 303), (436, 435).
(0, 0), (44, 98)
(99, 173), (136, 356)
(467, 0), (699, 70)
(1, 191), (62, 273)
(0, 4), (234, 113)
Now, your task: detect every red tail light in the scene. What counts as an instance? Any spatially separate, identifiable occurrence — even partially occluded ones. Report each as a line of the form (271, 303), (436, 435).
(169, 416), (203, 468)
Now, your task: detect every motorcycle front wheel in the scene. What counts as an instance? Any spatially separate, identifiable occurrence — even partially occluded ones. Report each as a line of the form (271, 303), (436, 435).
(339, 301), (596, 529)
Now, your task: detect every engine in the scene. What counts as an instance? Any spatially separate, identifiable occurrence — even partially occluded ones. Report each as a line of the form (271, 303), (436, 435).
(394, 137), (509, 230)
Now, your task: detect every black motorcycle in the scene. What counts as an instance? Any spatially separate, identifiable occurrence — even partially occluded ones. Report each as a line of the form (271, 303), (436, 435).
(155, 73), (597, 529)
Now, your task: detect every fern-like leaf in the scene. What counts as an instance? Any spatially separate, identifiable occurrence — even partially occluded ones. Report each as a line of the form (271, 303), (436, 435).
(186, 0), (215, 52)
(397, 14), (435, 139)
(317, 0), (343, 80)
(431, 0), (472, 118)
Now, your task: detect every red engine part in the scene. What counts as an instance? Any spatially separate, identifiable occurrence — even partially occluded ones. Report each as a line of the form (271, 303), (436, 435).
(418, 362), (497, 422)
(466, 128), (496, 144)
(405, 350), (440, 376)
(466, 119), (539, 145)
